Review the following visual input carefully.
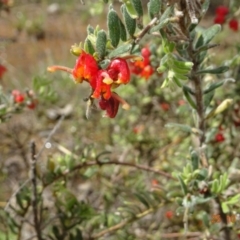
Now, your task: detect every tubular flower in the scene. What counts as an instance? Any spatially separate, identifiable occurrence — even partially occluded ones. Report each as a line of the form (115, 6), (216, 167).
(130, 47), (154, 80)
(99, 94), (120, 118)
(98, 92), (130, 118)
(107, 58), (130, 84)
(47, 50), (99, 84)
(48, 51), (131, 118)
(91, 58), (130, 100)
(72, 51), (99, 83)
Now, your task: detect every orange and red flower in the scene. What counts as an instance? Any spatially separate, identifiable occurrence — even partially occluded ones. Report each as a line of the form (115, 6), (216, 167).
(130, 47), (154, 80)
(48, 51), (130, 118)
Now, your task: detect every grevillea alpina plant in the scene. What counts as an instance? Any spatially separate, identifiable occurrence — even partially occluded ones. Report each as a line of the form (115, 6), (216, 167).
(1, 0), (240, 240)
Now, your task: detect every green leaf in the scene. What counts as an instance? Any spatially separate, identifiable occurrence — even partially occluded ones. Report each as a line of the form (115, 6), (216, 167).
(121, 4), (136, 37)
(177, 176), (188, 195)
(107, 9), (121, 48)
(108, 43), (132, 58)
(221, 202), (230, 213)
(150, 5), (173, 33)
(203, 90), (214, 108)
(134, 192), (150, 208)
(183, 87), (197, 109)
(131, 0), (143, 17)
(165, 123), (202, 135)
(85, 38), (95, 55)
(96, 30), (107, 59)
(191, 151), (199, 170)
(225, 194), (240, 205)
(203, 80), (225, 94)
(99, 59), (111, 69)
(195, 24), (221, 49)
(148, 0), (161, 19)
(122, 0), (138, 19)
(202, 0), (210, 15)
(197, 66), (229, 75)
(119, 18), (127, 41)
(87, 25), (94, 35)
(160, 30), (175, 53)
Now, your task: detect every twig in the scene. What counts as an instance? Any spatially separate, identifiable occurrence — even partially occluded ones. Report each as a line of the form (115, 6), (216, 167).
(30, 141), (42, 240)
(216, 197), (232, 240)
(55, 143), (176, 180)
(135, 17), (158, 44)
(4, 115), (65, 211)
(90, 203), (163, 239)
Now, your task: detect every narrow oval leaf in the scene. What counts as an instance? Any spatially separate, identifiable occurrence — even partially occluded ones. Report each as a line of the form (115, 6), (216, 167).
(203, 80), (224, 94)
(148, 0), (161, 19)
(122, 0), (138, 19)
(121, 4), (136, 37)
(195, 24), (221, 49)
(119, 18), (127, 41)
(108, 9), (121, 48)
(197, 66), (229, 75)
(131, 0), (143, 17)
(96, 30), (107, 59)
(178, 176), (188, 195)
(109, 43), (132, 58)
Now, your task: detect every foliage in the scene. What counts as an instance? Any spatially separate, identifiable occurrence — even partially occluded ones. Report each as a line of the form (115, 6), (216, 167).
(1, 0), (240, 240)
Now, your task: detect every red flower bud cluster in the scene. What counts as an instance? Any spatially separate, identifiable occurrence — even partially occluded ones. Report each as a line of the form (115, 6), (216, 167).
(0, 64), (7, 78)
(165, 211), (173, 219)
(214, 6), (239, 32)
(215, 131), (225, 143)
(48, 50), (131, 118)
(11, 90), (38, 110)
(130, 47), (154, 80)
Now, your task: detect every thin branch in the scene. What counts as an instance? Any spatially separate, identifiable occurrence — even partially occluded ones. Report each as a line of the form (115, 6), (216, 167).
(4, 115), (65, 211)
(30, 141), (43, 240)
(90, 203), (163, 239)
(135, 17), (158, 44)
(55, 144), (176, 180)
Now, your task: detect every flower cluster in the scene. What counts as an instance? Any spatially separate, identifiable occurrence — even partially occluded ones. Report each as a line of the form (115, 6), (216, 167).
(48, 50), (130, 118)
(11, 89), (38, 110)
(130, 46), (154, 80)
(214, 6), (239, 31)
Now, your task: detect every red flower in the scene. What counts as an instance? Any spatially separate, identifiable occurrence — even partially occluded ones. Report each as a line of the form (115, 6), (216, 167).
(72, 51), (99, 83)
(99, 93), (120, 118)
(151, 179), (158, 186)
(229, 19), (238, 31)
(91, 58), (130, 100)
(216, 6), (229, 16)
(12, 90), (25, 103)
(160, 102), (170, 111)
(214, 14), (226, 24)
(48, 53), (130, 118)
(215, 132), (225, 142)
(107, 58), (130, 84)
(130, 46), (154, 80)
(0, 64), (7, 78)
(165, 211), (173, 219)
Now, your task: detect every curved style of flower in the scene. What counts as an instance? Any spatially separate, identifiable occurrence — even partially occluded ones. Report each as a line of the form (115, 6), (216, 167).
(130, 47), (154, 80)
(47, 50), (130, 118)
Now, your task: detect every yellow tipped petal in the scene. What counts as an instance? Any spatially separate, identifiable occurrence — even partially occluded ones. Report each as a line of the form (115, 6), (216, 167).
(103, 78), (114, 85)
